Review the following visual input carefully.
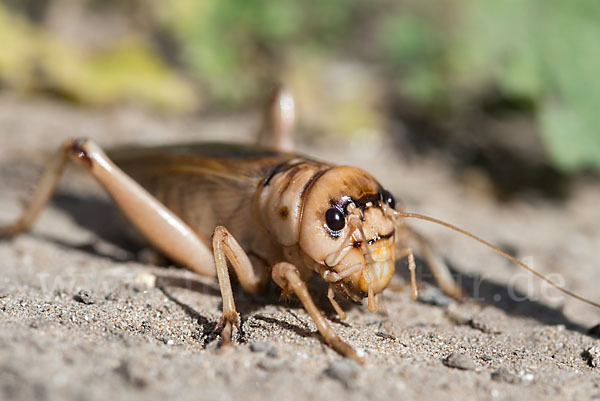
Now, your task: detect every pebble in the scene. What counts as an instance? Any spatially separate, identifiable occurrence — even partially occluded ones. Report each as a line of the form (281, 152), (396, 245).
(418, 285), (453, 307)
(73, 290), (94, 305)
(257, 358), (285, 372)
(323, 359), (360, 387)
(132, 271), (157, 290)
(443, 353), (476, 370)
(491, 368), (520, 384)
(583, 345), (600, 367)
(104, 290), (120, 302)
(114, 360), (148, 388)
(521, 373), (534, 382)
(249, 341), (278, 358)
(470, 308), (503, 334)
(375, 331), (396, 341)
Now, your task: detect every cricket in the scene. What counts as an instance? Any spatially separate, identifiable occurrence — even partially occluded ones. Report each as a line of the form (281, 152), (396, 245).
(1, 87), (599, 364)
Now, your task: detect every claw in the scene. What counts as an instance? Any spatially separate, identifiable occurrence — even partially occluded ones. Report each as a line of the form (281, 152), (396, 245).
(331, 338), (364, 364)
(279, 288), (291, 300)
(216, 311), (240, 344)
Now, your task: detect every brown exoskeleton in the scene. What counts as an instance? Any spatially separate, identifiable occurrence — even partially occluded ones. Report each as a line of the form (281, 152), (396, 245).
(1, 87), (599, 363)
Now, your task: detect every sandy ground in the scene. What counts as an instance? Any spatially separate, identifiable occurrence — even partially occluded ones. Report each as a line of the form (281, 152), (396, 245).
(1, 94), (600, 401)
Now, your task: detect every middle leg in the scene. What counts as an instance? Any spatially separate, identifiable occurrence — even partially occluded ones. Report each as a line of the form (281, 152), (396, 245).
(411, 231), (464, 299)
(257, 86), (295, 152)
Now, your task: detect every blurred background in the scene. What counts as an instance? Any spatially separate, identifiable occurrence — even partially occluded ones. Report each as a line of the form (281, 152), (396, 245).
(1, 0), (599, 198)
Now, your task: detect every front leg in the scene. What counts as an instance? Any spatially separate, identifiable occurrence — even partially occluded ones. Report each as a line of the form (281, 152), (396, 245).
(272, 262), (363, 363)
(211, 226), (269, 343)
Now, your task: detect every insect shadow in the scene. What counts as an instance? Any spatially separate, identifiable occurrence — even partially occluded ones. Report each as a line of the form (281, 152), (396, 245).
(397, 257), (593, 336)
(156, 278), (221, 343)
(157, 275), (321, 344)
(49, 192), (153, 262)
(49, 191), (331, 344)
(49, 190), (595, 339)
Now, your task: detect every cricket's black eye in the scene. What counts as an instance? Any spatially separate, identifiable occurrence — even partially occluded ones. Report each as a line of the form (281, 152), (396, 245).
(382, 190), (396, 209)
(325, 208), (345, 231)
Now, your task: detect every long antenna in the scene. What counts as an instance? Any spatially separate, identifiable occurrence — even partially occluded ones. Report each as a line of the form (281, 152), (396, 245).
(394, 211), (600, 309)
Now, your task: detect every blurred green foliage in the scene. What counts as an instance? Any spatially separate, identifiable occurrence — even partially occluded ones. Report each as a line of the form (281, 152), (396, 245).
(450, 0), (600, 172)
(163, 0), (362, 105)
(1, 0), (599, 172)
(163, 0), (600, 172)
(377, 0), (600, 172)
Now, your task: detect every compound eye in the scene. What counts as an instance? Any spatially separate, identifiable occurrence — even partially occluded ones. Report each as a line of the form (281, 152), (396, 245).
(382, 190), (396, 209)
(325, 207), (345, 231)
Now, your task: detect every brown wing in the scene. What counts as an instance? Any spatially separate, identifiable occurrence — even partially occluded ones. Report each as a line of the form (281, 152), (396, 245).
(108, 143), (311, 247)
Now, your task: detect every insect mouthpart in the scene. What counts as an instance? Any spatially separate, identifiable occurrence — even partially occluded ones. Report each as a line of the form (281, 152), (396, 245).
(334, 280), (367, 303)
(357, 235), (395, 295)
(322, 201), (397, 312)
(366, 230), (394, 245)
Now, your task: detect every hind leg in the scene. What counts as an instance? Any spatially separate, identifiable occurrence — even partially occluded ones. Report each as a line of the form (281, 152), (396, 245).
(257, 86), (295, 152)
(0, 138), (215, 276)
(0, 144), (70, 237)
